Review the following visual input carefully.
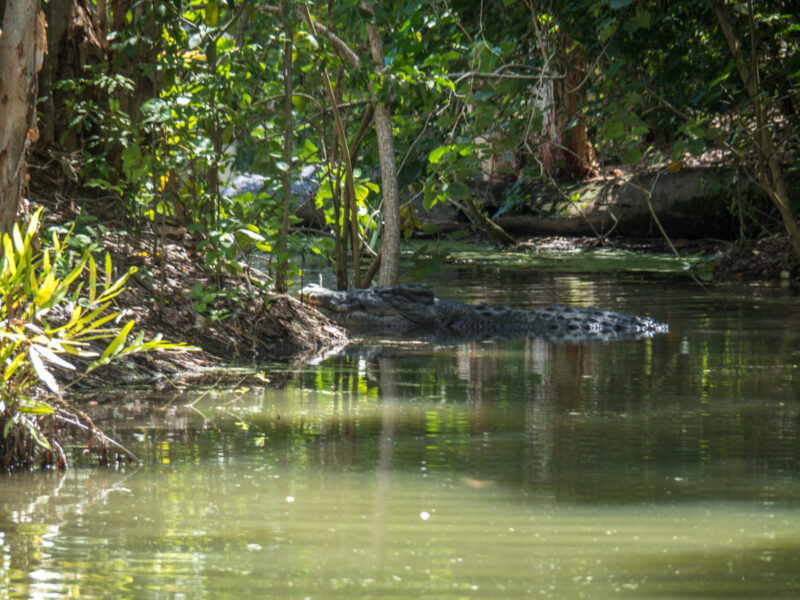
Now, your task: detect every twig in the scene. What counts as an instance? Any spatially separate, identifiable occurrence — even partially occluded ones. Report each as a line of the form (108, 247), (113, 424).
(54, 411), (140, 463)
(630, 171), (708, 289)
(451, 69), (564, 85)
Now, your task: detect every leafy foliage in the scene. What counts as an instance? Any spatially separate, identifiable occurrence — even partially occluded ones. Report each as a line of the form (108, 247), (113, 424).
(0, 209), (192, 469)
(42, 0), (800, 285)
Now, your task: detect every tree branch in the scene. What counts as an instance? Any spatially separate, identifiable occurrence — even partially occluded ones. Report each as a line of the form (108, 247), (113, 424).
(256, 5), (361, 67)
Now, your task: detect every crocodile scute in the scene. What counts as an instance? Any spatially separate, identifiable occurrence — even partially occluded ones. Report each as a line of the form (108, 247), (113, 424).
(299, 284), (669, 343)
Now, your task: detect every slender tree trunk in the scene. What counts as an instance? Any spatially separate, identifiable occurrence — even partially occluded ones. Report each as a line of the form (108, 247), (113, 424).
(322, 98), (349, 290)
(553, 37), (595, 178)
(206, 36), (221, 223)
(302, 4), (361, 288)
(0, 1), (45, 237)
(361, 2), (400, 287)
(275, 0), (294, 293)
(712, 0), (800, 257)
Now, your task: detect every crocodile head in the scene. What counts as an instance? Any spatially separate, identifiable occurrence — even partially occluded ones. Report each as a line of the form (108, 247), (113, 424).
(299, 284), (438, 335)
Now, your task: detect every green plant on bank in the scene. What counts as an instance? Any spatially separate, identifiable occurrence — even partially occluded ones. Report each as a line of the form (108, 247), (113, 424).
(54, 67), (135, 195)
(0, 209), (191, 470)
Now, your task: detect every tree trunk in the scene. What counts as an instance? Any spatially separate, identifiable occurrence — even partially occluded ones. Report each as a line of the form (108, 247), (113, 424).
(0, 1), (45, 236)
(362, 3), (400, 287)
(553, 37), (596, 178)
(535, 35), (596, 179)
(38, 0), (76, 147)
(301, 4), (361, 289)
(34, 1), (108, 181)
(712, 0), (800, 257)
(275, 0), (293, 293)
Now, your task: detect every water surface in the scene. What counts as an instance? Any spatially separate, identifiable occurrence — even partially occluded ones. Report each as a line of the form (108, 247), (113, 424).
(1, 265), (799, 598)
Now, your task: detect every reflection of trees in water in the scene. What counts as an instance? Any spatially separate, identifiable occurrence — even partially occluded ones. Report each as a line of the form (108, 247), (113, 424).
(71, 304), (800, 505)
(307, 326), (800, 503)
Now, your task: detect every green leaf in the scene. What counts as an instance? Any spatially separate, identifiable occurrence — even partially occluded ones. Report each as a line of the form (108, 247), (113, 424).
(429, 145), (450, 164)
(3, 413), (21, 439)
(601, 119), (624, 140)
(18, 400), (55, 416)
(205, 0), (219, 26)
(12, 223), (25, 254)
(88, 254), (97, 303)
(447, 181), (469, 199)
(95, 267), (136, 303)
(235, 228), (265, 243)
(4, 352), (27, 381)
(633, 7), (651, 29)
(2, 235), (16, 276)
(687, 138), (706, 156)
(606, 60), (626, 77)
(670, 139), (687, 161)
(598, 20), (618, 43)
(24, 418), (52, 450)
(622, 146), (642, 165)
(61, 253), (90, 289)
(104, 252), (112, 287)
(93, 319), (135, 368)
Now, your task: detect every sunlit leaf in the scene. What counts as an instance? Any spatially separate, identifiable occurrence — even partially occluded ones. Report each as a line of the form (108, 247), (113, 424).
(429, 145), (450, 164)
(105, 252), (112, 287)
(3, 235), (16, 276)
(18, 400), (55, 416)
(3, 412), (21, 439)
(28, 346), (61, 394)
(24, 418), (52, 450)
(3, 352), (28, 381)
(33, 343), (76, 370)
(88, 254), (97, 303)
(205, 0), (219, 26)
(90, 319), (135, 370)
(236, 228), (265, 242)
(12, 223), (25, 253)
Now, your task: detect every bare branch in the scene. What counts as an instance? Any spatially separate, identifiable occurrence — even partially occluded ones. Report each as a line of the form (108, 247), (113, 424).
(256, 5), (361, 67)
(451, 69), (564, 85)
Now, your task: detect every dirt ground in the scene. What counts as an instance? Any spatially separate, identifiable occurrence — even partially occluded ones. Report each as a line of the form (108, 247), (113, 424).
(54, 225), (349, 387)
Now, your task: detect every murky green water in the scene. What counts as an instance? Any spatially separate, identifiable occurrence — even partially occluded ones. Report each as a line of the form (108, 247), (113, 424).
(2, 264), (800, 598)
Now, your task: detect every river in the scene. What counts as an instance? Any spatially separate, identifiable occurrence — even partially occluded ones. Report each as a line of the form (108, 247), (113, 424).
(1, 256), (799, 598)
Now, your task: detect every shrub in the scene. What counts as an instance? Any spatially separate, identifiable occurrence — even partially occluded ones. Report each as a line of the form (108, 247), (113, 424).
(0, 209), (190, 470)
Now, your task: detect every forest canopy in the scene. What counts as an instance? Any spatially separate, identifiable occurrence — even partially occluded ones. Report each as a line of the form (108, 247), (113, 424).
(1, 0), (799, 281)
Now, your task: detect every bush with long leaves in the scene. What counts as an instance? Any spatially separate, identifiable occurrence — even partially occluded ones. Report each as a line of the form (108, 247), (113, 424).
(0, 209), (190, 470)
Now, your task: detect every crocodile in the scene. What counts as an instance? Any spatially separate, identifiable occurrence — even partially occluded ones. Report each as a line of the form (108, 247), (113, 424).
(299, 284), (669, 343)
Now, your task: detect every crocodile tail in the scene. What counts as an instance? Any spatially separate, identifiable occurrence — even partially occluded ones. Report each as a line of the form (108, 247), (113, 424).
(532, 306), (668, 338)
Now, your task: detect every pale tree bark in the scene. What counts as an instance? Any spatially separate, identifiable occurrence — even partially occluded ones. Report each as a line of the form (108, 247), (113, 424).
(259, 3), (401, 286)
(275, 0), (294, 293)
(0, 1), (46, 237)
(712, 0), (800, 257)
(361, 2), (400, 287)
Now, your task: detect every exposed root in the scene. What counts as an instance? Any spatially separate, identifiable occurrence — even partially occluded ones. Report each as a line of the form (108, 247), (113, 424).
(0, 402), (140, 472)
